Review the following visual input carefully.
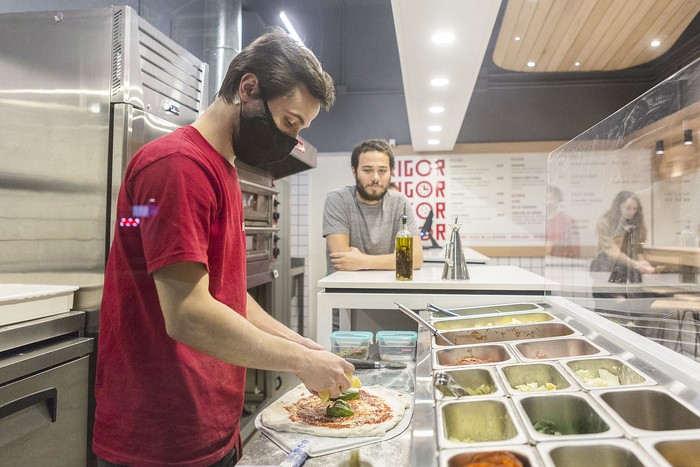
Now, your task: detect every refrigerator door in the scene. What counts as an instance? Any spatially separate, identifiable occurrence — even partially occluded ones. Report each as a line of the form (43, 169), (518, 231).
(0, 8), (113, 276)
(0, 355), (91, 467)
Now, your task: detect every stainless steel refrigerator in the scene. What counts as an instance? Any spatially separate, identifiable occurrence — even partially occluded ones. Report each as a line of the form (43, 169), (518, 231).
(0, 5), (208, 312)
(0, 6), (207, 465)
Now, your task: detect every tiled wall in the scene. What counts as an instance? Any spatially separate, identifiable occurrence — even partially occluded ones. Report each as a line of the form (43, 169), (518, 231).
(289, 172), (311, 335)
(289, 168), (544, 337)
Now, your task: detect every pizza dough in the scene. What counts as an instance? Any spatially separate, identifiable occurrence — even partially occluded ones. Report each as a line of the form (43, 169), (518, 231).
(260, 384), (409, 438)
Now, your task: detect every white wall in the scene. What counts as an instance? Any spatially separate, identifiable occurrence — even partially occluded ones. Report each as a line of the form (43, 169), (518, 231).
(293, 152), (548, 340)
(307, 153), (354, 339)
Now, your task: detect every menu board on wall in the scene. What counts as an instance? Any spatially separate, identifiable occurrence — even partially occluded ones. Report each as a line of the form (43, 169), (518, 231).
(548, 149), (653, 247)
(392, 153), (548, 247)
(652, 171), (700, 245)
(392, 149), (653, 250)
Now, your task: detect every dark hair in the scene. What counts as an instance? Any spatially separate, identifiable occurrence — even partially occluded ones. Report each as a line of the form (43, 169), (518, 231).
(350, 139), (395, 171)
(217, 27), (335, 110)
(603, 190), (647, 241)
(547, 185), (563, 202)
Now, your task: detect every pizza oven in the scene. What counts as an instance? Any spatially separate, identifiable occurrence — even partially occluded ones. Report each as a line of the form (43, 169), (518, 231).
(239, 165), (281, 287)
(234, 139), (317, 442)
(236, 162), (288, 441)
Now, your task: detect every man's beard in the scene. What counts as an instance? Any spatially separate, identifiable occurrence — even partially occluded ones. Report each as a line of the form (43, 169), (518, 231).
(355, 178), (388, 202)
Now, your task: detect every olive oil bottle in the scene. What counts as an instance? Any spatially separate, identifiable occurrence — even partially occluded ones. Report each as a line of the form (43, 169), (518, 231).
(395, 207), (413, 280)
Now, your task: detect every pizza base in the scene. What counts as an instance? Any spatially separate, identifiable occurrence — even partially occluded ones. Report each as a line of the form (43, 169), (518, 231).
(260, 384), (409, 438)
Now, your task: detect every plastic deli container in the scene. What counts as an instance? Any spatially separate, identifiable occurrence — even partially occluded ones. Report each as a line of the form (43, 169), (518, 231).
(330, 331), (373, 360)
(377, 330), (418, 362)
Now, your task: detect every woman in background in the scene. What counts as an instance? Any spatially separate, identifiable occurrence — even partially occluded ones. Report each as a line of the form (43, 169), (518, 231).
(545, 186), (580, 258)
(590, 190), (656, 275)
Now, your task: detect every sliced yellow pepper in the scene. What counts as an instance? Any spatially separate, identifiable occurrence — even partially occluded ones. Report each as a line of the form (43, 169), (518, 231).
(319, 374), (361, 403)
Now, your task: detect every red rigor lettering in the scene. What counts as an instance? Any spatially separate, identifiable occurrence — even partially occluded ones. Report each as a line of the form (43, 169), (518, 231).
(434, 159), (445, 175)
(436, 223), (446, 240)
(416, 202), (431, 220)
(416, 160), (431, 176)
(394, 158), (446, 177)
(395, 160), (413, 177)
(435, 181), (445, 198)
(403, 181), (413, 197)
(435, 202), (446, 219)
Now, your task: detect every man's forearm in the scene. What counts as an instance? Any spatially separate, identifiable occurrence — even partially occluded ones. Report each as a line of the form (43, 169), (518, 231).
(246, 293), (303, 343)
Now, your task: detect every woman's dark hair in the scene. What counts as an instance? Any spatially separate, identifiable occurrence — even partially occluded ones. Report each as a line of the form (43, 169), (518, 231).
(350, 139), (395, 171)
(603, 190), (647, 241)
(217, 27), (335, 110)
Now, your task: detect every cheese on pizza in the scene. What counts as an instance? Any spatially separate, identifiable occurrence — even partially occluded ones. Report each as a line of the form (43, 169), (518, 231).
(260, 384), (409, 438)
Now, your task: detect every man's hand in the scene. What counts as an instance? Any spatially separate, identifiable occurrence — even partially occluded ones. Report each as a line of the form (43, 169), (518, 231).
(296, 350), (355, 399)
(635, 260), (657, 274)
(329, 246), (368, 271)
(298, 336), (325, 351)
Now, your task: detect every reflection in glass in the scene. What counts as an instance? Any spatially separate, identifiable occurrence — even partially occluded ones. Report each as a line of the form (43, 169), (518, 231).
(545, 56), (700, 361)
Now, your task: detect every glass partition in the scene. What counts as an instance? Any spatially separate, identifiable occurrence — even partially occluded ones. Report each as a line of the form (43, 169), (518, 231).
(545, 57), (700, 362)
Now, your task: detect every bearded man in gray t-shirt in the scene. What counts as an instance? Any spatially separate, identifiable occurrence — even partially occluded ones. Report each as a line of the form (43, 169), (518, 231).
(322, 139), (423, 274)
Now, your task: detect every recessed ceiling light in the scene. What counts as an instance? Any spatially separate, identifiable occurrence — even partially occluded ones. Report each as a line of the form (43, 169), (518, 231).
(428, 125), (442, 132)
(574, 61), (581, 67)
(430, 77), (449, 86)
(526, 61), (536, 68)
(428, 106), (444, 113)
(431, 32), (455, 44)
(650, 39), (661, 48)
(514, 36), (521, 41)
(427, 139), (440, 145)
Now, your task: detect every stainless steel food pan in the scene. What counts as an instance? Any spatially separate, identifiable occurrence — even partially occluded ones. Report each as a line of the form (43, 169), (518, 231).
(433, 312), (557, 331)
(437, 322), (579, 346)
(433, 367), (505, 400)
(440, 445), (543, 467)
(512, 337), (609, 362)
(537, 439), (657, 467)
(591, 387), (700, 438)
(497, 362), (580, 396)
(428, 302), (543, 318)
(512, 392), (624, 442)
(562, 357), (655, 390)
(437, 398), (528, 449)
(433, 343), (515, 369)
(638, 434), (700, 467)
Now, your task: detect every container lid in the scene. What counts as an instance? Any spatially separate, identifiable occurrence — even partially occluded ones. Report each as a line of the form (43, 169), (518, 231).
(376, 330), (418, 343)
(330, 330), (373, 344)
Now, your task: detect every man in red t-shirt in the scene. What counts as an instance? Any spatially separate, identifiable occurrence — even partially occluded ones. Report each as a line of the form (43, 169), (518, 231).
(93, 28), (354, 467)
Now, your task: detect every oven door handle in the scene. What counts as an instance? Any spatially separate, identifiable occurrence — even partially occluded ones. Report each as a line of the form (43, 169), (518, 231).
(239, 179), (280, 195)
(245, 226), (280, 233)
(0, 388), (57, 422)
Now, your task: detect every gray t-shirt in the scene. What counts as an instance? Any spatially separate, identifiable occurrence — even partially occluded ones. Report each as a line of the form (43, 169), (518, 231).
(322, 185), (419, 273)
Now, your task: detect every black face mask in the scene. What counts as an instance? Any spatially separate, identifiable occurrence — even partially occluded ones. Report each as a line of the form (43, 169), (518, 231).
(232, 99), (299, 168)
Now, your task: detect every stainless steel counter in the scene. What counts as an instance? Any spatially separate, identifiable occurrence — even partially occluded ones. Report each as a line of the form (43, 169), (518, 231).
(237, 364), (416, 467)
(238, 296), (700, 466)
(411, 296), (700, 467)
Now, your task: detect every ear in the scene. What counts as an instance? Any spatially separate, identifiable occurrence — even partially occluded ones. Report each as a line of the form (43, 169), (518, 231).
(238, 73), (260, 103)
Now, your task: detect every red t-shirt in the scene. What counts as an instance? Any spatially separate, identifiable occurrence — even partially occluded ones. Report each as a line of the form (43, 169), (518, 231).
(93, 126), (247, 466)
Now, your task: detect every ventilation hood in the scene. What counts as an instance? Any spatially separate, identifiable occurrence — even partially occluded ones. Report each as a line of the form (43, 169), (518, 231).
(264, 137), (317, 180)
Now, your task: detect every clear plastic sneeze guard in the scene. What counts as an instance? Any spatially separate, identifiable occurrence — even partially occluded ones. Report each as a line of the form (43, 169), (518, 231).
(544, 56), (700, 361)
(409, 57), (700, 467)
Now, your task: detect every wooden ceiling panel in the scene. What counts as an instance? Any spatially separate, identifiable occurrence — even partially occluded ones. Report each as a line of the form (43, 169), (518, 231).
(493, 0), (700, 72)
